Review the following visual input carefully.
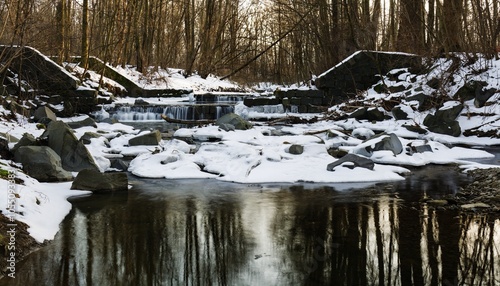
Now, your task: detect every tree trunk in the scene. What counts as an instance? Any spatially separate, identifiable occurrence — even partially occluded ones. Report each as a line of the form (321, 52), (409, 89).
(81, 0), (89, 69)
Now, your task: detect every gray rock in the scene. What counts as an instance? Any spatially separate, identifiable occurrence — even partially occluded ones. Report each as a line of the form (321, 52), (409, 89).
(216, 113), (253, 130)
(475, 87), (496, 108)
(110, 159), (129, 171)
(11, 133), (37, 154)
(71, 169), (128, 192)
(405, 93), (430, 111)
(0, 137), (13, 160)
(66, 117), (97, 129)
(348, 107), (386, 122)
(373, 133), (403, 156)
(128, 130), (161, 146)
(99, 118), (119, 124)
(33, 106), (56, 123)
(391, 106), (408, 120)
(134, 99), (149, 105)
(80, 132), (103, 145)
(355, 133), (403, 157)
(410, 144), (433, 154)
(14, 146), (72, 182)
(41, 121), (99, 172)
(288, 144), (304, 155)
(327, 154), (375, 171)
(218, 123), (236, 132)
(423, 103), (463, 137)
(434, 103), (463, 122)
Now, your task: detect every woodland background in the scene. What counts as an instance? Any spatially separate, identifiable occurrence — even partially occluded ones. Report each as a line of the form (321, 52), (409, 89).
(1, 0), (499, 84)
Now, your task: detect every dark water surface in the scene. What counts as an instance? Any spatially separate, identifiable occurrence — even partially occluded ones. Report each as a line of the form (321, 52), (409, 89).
(2, 165), (500, 286)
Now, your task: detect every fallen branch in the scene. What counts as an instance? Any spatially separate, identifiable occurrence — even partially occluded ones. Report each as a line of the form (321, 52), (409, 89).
(161, 114), (215, 125)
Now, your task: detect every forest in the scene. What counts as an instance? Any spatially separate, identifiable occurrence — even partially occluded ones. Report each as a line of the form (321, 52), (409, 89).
(1, 0), (499, 84)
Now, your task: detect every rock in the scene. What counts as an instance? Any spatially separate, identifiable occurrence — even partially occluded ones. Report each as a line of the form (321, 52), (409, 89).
(11, 133), (38, 154)
(134, 99), (149, 105)
(327, 148), (349, 158)
(405, 93), (430, 111)
(388, 84), (408, 93)
(453, 81), (485, 101)
(128, 130), (161, 146)
(33, 106), (56, 123)
(216, 113), (253, 130)
(354, 133), (403, 157)
(218, 123), (236, 132)
(391, 106), (408, 120)
(0, 137), (13, 160)
(80, 132), (103, 145)
(110, 159), (129, 171)
(409, 144), (433, 154)
(349, 107), (387, 122)
(99, 118), (119, 124)
(434, 102), (463, 122)
(288, 144), (304, 155)
(41, 121), (99, 172)
(66, 117), (97, 129)
(426, 77), (441, 89)
(71, 169), (128, 192)
(423, 103), (463, 137)
(352, 128), (375, 140)
(327, 154), (375, 171)
(402, 124), (428, 134)
(475, 87), (496, 108)
(14, 146), (72, 182)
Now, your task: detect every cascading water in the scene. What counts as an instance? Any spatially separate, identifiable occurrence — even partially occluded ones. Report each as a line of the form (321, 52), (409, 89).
(97, 104), (235, 121)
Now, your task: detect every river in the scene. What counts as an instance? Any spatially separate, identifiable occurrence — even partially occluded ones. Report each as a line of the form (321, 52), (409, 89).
(1, 162), (499, 285)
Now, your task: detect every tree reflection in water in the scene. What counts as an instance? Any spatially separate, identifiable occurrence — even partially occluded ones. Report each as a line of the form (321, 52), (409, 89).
(1, 180), (499, 286)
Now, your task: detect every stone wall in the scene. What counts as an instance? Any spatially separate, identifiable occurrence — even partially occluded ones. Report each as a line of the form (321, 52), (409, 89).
(314, 51), (421, 104)
(244, 51), (421, 113)
(0, 46), (97, 114)
(84, 57), (191, 97)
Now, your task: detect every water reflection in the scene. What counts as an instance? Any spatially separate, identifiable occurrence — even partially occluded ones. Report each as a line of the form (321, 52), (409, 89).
(1, 175), (499, 285)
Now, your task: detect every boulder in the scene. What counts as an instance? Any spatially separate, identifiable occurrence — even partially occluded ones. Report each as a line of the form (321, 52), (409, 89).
(453, 81), (484, 101)
(288, 144), (304, 155)
(391, 106), (408, 120)
(11, 133), (37, 154)
(71, 169), (128, 192)
(216, 113), (253, 130)
(408, 144), (433, 154)
(134, 99), (149, 106)
(110, 159), (130, 171)
(218, 123), (236, 132)
(475, 87), (496, 108)
(33, 106), (57, 123)
(80, 132), (103, 145)
(327, 154), (375, 171)
(423, 103), (463, 137)
(41, 121), (99, 172)
(128, 130), (161, 146)
(405, 93), (431, 111)
(348, 107), (386, 122)
(373, 133), (404, 156)
(14, 146), (72, 182)
(66, 117), (97, 129)
(0, 137), (13, 160)
(353, 133), (403, 157)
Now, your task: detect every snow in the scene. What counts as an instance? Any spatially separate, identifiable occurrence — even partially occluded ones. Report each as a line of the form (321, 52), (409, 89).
(0, 52), (499, 243)
(0, 160), (91, 243)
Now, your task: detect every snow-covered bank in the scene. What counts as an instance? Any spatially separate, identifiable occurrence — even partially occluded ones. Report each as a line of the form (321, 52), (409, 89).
(0, 110), (92, 243)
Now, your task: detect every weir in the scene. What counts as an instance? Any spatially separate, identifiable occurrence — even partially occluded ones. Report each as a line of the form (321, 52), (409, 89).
(99, 104), (235, 121)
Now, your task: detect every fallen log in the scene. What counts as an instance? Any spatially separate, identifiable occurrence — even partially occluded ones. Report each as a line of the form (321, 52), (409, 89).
(161, 114), (216, 125)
